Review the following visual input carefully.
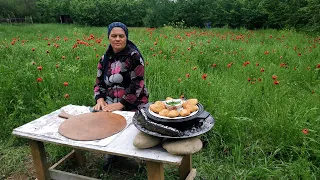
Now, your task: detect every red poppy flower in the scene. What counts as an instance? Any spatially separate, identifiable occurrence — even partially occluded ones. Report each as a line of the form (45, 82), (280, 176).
(256, 63), (259, 66)
(62, 56), (65, 59)
(227, 63), (232, 68)
(212, 63), (217, 67)
(96, 54), (99, 58)
(316, 64), (320, 68)
(46, 50), (49, 53)
(37, 66), (42, 71)
(302, 128), (309, 135)
(248, 78), (251, 82)
(63, 82), (69, 86)
(280, 63), (286, 67)
(145, 61), (149, 66)
(193, 67), (197, 70)
(76, 56), (80, 60)
(242, 61), (249, 67)
(32, 61), (36, 65)
(260, 68), (265, 72)
(64, 94), (70, 98)
(153, 53), (156, 57)
(298, 53), (301, 56)
(47, 42), (51, 46)
(272, 75), (277, 80)
(294, 67), (297, 70)
(186, 73), (190, 78)
(180, 94), (184, 99)
(187, 47), (191, 51)
(264, 51), (269, 55)
(154, 42), (157, 45)
(269, 35), (273, 38)
(56, 64), (59, 68)
(32, 48), (35, 51)
(37, 77), (43, 82)
(273, 80), (280, 85)
(202, 74), (207, 80)
(258, 78), (262, 82)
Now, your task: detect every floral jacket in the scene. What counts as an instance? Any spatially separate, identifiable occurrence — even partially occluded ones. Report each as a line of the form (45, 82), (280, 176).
(94, 44), (149, 111)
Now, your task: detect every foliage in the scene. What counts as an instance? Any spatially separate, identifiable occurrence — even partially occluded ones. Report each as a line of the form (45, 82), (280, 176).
(1, 0), (320, 32)
(1, 24), (320, 179)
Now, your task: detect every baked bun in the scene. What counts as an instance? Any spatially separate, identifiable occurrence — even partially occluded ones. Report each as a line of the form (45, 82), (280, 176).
(154, 101), (166, 109)
(186, 98), (198, 106)
(179, 109), (191, 117)
(150, 103), (164, 113)
(159, 109), (170, 117)
(167, 110), (179, 118)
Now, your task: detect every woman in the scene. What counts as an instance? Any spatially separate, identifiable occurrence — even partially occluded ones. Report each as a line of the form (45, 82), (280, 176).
(93, 22), (149, 112)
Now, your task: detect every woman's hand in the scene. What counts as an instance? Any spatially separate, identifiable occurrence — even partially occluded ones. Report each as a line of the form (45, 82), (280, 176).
(93, 98), (107, 111)
(102, 102), (124, 112)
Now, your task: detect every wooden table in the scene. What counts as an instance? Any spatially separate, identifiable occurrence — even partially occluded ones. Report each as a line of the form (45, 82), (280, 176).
(12, 105), (196, 180)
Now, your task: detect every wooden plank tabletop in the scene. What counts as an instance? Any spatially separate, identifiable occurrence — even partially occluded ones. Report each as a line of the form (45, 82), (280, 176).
(12, 105), (183, 165)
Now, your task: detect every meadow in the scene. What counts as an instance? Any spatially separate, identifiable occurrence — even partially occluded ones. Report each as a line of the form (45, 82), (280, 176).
(0, 24), (320, 179)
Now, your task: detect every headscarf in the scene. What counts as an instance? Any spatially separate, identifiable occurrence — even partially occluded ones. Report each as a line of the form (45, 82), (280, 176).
(107, 22), (143, 59)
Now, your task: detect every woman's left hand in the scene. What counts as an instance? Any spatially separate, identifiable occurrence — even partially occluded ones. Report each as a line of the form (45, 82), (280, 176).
(102, 102), (124, 112)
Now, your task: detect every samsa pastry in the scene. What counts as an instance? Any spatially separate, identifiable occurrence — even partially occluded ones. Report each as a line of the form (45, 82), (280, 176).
(150, 103), (164, 113)
(167, 110), (179, 118)
(154, 101), (166, 109)
(184, 104), (198, 113)
(179, 109), (191, 117)
(186, 98), (198, 106)
(159, 109), (170, 117)
(165, 97), (173, 101)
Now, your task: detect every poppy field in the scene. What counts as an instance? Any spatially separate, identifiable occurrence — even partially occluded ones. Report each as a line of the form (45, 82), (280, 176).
(0, 24), (320, 179)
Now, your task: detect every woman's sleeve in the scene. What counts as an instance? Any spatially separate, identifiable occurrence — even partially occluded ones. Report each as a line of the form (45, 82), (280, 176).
(93, 55), (107, 101)
(120, 51), (147, 109)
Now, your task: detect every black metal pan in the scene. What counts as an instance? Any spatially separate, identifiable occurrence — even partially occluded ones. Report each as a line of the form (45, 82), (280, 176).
(132, 109), (215, 139)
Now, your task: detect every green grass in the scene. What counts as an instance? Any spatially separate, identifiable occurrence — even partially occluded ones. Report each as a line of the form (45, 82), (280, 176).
(0, 24), (319, 179)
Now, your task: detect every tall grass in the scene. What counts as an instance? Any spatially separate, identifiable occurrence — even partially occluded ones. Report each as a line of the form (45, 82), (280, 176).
(0, 24), (319, 179)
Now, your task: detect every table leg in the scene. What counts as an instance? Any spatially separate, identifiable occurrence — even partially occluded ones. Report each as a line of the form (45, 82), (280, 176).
(28, 140), (51, 180)
(179, 155), (192, 180)
(146, 161), (164, 180)
(74, 149), (86, 166)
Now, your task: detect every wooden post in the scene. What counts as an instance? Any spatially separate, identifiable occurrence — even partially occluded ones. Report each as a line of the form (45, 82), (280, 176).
(74, 149), (86, 166)
(179, 155), (192, 180)
(146, 161), (164, 180)
(28, 140), (51, 180)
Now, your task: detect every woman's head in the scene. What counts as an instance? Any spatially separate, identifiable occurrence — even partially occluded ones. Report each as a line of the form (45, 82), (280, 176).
(108, 22), (128, 53)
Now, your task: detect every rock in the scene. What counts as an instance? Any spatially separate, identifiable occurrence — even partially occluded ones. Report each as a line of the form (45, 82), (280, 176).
(162, 137), (203, 155)
(133, 131), (162, 149)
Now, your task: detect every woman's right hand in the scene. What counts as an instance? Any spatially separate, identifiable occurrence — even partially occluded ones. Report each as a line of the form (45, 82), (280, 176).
(93, 98), (107, 111)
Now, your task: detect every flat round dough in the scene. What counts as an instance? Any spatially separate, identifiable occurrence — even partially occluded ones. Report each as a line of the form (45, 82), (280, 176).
(58, 112), (126, 141)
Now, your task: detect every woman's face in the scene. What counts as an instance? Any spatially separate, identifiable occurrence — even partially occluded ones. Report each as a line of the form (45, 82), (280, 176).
(109, 27), (127, 53)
